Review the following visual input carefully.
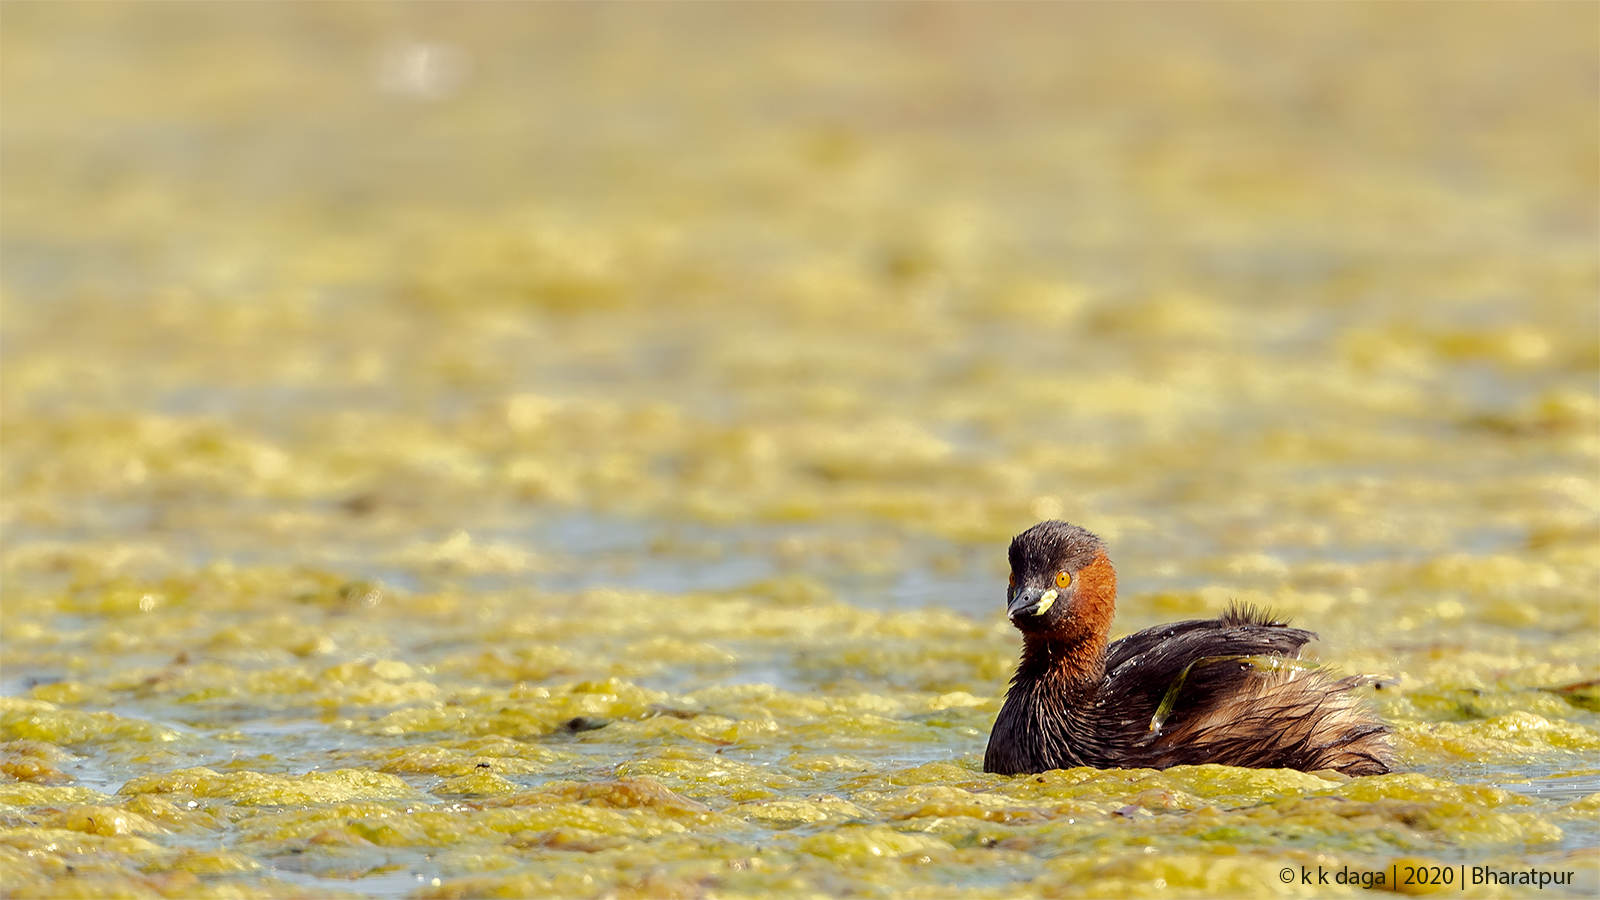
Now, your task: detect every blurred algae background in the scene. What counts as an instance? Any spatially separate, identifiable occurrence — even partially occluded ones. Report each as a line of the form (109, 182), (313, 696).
(2, 4), (1597, 898)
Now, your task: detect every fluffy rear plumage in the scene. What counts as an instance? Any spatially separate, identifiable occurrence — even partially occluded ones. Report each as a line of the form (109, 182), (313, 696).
(1114, 604), (1391, 774)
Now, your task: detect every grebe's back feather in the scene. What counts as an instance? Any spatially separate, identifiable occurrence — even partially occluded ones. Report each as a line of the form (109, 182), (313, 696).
(1101, 604), (1390, 775)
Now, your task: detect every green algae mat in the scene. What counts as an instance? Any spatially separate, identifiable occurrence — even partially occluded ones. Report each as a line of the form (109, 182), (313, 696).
(2, 5), (1597, 898)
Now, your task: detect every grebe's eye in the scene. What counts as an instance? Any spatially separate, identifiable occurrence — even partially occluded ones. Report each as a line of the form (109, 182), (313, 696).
(1008, 572), (1016, 589)
(1055, 570), (1071, 589)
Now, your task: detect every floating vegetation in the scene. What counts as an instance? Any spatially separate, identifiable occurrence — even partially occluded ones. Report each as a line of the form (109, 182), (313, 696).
(2, 4), (1596, 898)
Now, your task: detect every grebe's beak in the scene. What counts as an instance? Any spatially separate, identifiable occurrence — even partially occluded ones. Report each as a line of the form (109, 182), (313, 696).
(1008, 587), (1058, 619)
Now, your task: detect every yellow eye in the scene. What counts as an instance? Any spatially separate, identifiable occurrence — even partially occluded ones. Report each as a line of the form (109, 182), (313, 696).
(1055, 570), (1071, 589)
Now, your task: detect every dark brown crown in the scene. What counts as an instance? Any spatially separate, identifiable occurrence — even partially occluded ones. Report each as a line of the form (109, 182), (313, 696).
(1008, 520), (1105, 578)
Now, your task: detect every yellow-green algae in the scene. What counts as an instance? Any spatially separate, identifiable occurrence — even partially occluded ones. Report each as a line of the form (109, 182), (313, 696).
(3, 4), (1598, 899)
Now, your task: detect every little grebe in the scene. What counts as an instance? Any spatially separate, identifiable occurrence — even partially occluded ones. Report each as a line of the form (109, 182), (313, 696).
(985, 521), (1393, 777)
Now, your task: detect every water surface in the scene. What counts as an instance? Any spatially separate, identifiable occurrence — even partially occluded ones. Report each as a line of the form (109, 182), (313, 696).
(2, 5), (1597, 898)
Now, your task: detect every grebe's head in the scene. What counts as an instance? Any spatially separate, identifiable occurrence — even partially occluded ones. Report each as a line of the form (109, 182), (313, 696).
(1005, 520), (1116, 634)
